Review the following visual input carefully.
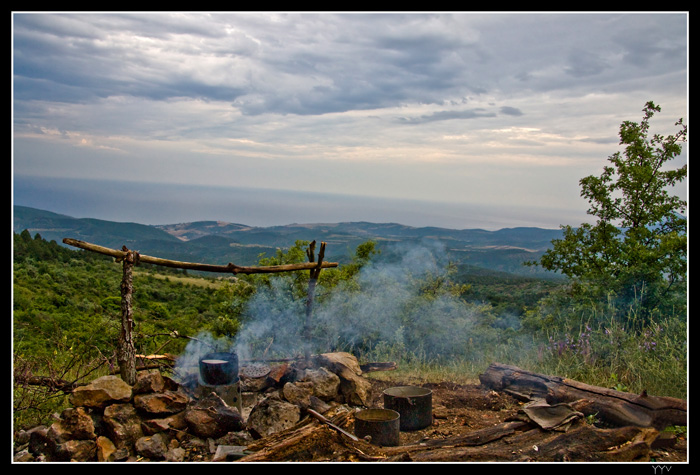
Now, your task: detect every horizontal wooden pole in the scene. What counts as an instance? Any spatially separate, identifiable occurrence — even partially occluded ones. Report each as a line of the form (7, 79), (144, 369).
(62, 238), (338, 275)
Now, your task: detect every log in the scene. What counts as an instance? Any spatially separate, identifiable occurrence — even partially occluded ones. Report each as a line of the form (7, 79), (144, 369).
(479, 363), (687, 429)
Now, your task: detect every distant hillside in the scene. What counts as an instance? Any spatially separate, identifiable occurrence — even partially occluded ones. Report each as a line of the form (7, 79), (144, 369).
(12, 206), (180, 250)
(13, 205), (564, 277)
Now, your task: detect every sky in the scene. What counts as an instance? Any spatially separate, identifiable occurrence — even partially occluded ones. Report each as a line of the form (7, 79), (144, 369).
(11, 12), (688, 230)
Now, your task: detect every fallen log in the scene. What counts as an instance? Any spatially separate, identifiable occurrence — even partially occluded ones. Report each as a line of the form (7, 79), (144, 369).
(479, 363), (686, 429)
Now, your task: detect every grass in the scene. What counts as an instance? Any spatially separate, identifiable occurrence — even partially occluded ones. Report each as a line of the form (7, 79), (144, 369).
(359, 313), (687, 399)
(135, 269), (228, 289)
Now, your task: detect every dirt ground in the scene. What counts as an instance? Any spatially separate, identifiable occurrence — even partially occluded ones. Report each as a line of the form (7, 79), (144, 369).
(192, 376), (686, 463)
(358, 378), (687, 463)
(236, 377), (686, 463)
(364, 378), (526, 446)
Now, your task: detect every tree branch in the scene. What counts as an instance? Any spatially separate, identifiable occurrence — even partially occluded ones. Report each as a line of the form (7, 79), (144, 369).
(62, 238), (338, 274)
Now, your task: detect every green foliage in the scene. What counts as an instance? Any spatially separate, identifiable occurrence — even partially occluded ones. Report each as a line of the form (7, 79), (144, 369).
(13, 219), (688, 431)
(532, 311), (687, 398)
(529, 102), (687, 326)
(12, 231), (236, 367)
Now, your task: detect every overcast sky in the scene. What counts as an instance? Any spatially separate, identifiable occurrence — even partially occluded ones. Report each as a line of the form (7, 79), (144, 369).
(11, 12), (688, 229)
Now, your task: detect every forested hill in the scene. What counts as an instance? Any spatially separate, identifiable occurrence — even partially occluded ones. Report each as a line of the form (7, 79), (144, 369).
(13, 205), (564, 277)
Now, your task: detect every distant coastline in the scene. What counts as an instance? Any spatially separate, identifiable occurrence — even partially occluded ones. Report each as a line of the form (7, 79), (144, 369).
(12, 174), (585, 231)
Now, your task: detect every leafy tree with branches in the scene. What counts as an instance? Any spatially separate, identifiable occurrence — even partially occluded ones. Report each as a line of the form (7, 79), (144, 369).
(530, 102), (687, 324)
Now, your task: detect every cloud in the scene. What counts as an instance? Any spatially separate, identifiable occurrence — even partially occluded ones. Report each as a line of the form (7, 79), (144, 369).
(396, 108), (496, 124)
(11, 12), (688, 229)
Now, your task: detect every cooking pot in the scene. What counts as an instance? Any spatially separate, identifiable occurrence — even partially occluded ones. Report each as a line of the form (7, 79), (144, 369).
(199, 351), (239, 386)
(354, 409), (400, 447)
(383, 386), (432, 431)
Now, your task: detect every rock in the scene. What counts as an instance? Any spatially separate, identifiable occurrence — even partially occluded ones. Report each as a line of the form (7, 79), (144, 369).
(95, 435), (118, 462)
(166, 446), (186, 462)
(240, 375), (272, 392)
(282, 381), (314, 407)
(163, 374), (181, 391)
(102, 403), (144, 454)
(300, 367), (341, 401)
(133, 370), (166, 394)
(315, 353), (371, 406)
(27, 426), (49, 455)
(308, 395), (332, 414)
(134, 390), (189, 416)
(246, 394), (301, 439)
(14, 449), (33, 462)
(185, 393), (244, 439)
(340, 374), (372, 406)
(141, 411), (188, 435)
(212, 445), (250, 461)
(47, 407), (97, 442)
(69, 375), (133, 409)
(15, 363), (377, 461)
(14, 428), (31, 446)
(135, 433), (168, 460)
(50, 439), (96, 462)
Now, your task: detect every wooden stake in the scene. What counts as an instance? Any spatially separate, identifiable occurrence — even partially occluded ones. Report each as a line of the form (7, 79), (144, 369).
(118, 247), (138, 385)
(304, 241), (326, 362)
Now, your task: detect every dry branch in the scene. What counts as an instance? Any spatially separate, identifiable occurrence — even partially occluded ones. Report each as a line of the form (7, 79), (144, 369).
(13, 374), (79, 393)
(62, 238), (338, 274)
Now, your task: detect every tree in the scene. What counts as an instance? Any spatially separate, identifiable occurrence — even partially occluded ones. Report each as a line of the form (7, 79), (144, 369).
(532, 101), (687, 323)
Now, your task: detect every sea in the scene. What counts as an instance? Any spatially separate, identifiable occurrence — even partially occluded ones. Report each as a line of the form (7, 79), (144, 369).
(12, 174), (585, 231)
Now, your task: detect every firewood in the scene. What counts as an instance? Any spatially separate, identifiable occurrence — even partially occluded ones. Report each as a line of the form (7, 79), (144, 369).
(479, 363), (686, 429)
